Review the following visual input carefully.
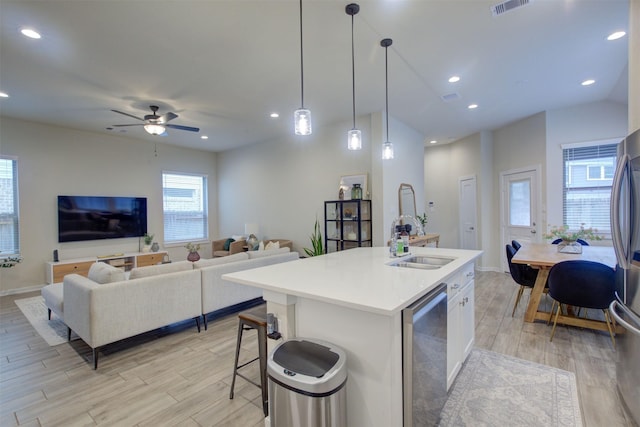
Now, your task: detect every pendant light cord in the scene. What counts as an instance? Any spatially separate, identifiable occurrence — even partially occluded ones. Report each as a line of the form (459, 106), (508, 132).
(299, 0), (305, 108)
(351, 13), (356, 129)
(384, 44), (389, 141)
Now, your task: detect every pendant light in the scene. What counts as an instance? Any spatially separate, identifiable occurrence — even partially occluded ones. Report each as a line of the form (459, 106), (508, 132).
(294, 0), (312, 135)
(381, 38), (394, 160)
(346, 3), (361, 150)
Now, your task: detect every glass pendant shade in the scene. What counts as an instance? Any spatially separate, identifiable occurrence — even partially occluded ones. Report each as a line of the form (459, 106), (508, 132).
(348, 129), (362, 150)
(382, 141), (394, 159)
(144, 124), (166, 135)
(294, 109), (312, 135)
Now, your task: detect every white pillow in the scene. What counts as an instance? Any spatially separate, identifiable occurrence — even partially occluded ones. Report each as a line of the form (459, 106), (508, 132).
(88, 262), (126, 284)
(265, 240), (280, 250)
(258, 241), (265, 251)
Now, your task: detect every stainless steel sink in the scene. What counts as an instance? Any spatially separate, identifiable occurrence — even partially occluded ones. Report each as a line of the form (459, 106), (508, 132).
(389, 255), (455, 270)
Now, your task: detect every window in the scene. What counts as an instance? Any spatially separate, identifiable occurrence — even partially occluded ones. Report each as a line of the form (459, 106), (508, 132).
(162, 172), (208, 244)
(0, 157), (19, 257)
(563, 143), (617, 234)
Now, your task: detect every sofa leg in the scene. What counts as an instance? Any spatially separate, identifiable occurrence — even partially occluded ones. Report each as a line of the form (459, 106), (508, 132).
(67, 327), (71, 341)
(93, 348), (99, 370)
(195, 317), (201, 333)
(48, 308), (52, 320)
(203, 314), (208, 331)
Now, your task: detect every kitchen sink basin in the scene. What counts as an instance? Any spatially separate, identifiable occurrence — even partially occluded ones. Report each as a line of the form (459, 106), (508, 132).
(389, 255), (455, 270)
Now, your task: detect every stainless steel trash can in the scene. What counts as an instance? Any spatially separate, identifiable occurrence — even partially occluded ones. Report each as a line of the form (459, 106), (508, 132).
(268, 338), (347, 427)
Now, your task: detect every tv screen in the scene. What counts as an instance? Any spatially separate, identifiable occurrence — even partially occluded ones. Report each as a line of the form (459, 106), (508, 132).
(58, 195), (147, 243)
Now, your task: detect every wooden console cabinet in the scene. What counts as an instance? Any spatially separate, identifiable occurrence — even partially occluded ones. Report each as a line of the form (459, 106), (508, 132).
(46, 251), (168, 284)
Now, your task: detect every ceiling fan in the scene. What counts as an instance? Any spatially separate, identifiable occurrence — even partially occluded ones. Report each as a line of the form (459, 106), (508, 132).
(111, 105), (200, 135)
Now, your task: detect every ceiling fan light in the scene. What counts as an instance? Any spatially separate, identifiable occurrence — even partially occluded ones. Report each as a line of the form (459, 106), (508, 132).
(144, 124), (166, 135)
(348, 129), (362, 150)
(294, 109), (312, 135)
(382, 141), (394, 160)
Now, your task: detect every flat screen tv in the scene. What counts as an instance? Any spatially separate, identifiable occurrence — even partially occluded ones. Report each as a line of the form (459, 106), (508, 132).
(58, 195), (147, 243)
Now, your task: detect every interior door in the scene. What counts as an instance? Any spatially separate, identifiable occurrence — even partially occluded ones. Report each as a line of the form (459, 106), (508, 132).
(501, 167), (540, 272)
(459, 176), (478, 250)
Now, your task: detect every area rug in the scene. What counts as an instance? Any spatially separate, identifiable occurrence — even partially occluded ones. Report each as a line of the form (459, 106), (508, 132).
(440, 348), (582, 427)
(15, 296), (76, 346)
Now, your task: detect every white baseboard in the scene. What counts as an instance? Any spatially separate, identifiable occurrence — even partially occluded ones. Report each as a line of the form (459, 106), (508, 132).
(0, 284), (45, 297)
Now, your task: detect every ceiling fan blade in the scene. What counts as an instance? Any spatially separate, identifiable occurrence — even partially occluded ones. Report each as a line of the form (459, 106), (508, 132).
(166, 124), (200, 132)
(158, 112), (178, 123)
(112, 123), (144, 127)
(111, 109), (144, 122)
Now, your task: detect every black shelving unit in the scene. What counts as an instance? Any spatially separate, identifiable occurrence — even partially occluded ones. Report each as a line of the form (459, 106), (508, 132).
(324, 199), (372, 253)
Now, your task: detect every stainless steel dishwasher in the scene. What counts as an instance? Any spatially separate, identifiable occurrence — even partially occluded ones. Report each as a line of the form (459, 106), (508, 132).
(402, 282), (448, 426)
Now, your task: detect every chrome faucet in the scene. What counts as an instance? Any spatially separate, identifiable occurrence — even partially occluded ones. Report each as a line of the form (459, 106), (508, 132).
(389, 214), (425, 257)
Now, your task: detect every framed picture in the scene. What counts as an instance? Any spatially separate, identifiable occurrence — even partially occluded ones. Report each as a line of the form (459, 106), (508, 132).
(339, 174), (368, 200)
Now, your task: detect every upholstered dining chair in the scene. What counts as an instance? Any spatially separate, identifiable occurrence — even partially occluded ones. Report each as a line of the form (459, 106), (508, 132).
(547, 260), (616, 347)
(511, 240), (522, 251)
(506, 244), (539, 317)
(551, 238), (590, 245)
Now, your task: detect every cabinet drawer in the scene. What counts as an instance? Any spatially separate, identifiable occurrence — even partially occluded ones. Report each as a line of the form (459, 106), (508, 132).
(137, 253), (164, 267)
(459, 262), (475, 285)
(52, 261), (95, 283)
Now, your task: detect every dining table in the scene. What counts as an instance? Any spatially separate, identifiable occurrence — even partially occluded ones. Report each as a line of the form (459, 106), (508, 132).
(511, 243), (620, 332)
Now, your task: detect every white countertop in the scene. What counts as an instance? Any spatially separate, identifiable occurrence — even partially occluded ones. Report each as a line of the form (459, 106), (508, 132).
(223, 246), (483, 315)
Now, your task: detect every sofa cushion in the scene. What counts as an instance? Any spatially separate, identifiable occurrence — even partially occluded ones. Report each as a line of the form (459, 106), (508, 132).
(193, 252), (249, 268)
(88, 262), (126, 284)
(41, 282), (64, 319)
(247, 247), (291, 259)
(129, 260), (193, 279)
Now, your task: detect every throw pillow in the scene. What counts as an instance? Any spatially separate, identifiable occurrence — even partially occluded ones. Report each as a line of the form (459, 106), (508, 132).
(88, 262), (126, 284)
(223, 238), (235, 251)
(258, 241), (265, 251)
(265, 241), (280, 250)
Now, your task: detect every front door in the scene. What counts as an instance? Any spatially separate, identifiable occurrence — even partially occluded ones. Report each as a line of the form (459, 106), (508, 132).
(459, 176), (478, 250)
(500, 167), (540, 272)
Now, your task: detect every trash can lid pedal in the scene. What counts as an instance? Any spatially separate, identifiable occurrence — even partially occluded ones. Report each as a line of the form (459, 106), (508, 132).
(273, 340), (340, 378)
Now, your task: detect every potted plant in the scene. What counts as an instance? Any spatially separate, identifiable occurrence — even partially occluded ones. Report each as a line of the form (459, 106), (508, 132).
(416, 212), (428, 229)
(185, 242), (201, 262)
(142, 233), (154, 252)
(304, 218), (325, 257)
(543, 223), (602, 253)
(0, 252), (21, 268)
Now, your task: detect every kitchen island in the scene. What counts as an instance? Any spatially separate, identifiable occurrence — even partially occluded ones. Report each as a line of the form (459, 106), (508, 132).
(223, 246), (482, 426)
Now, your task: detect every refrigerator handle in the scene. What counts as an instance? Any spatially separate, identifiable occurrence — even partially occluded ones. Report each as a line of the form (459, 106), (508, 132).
(609, 299), (640, 336)
(610, 153), (629, 269)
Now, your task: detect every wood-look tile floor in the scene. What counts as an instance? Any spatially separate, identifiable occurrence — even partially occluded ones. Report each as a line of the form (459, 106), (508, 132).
(0, 271), (635, 426)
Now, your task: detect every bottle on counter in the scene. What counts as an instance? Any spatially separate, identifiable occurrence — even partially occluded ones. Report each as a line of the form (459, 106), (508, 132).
(400, 225), (410, 253)
(395, 225), (404, 255)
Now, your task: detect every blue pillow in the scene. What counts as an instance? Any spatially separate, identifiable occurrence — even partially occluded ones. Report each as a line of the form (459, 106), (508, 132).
(223, 238), (235, 251)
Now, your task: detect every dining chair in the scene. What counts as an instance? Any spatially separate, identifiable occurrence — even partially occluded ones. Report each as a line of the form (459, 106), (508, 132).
(551, 238), (589, 245)
(511, 240), (522, 251)
(506, 244), (539, 317)
(547, 260), (616, 347)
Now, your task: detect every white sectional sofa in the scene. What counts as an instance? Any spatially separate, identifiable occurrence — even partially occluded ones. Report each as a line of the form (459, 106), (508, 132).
(45, 248), (300, 369)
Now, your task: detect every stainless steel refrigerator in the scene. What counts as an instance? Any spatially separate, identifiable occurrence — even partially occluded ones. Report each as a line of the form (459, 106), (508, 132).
(610, 127), (640, 425)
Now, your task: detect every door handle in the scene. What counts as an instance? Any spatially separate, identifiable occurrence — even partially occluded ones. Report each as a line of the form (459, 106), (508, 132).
(530, 229), (536, 234)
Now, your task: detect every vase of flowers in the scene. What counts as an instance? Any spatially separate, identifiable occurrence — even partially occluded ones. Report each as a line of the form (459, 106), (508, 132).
(185, 242), (201, 262)
(543, 224), (602, 254)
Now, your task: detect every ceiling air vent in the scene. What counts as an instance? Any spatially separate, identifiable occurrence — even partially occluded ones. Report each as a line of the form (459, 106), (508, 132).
(491, 0), (533, 17)
(441, 93), (460, 102)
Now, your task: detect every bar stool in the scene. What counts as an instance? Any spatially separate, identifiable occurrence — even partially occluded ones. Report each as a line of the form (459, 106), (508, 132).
(229, 305), (268, 416)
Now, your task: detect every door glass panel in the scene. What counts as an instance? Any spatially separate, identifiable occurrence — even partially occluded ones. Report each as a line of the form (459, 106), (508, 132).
(509, 179), (531, 226)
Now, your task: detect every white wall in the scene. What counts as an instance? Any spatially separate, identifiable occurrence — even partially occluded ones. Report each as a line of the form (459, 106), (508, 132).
(216, 112), (425, 254)
(0, 116), (218, 294)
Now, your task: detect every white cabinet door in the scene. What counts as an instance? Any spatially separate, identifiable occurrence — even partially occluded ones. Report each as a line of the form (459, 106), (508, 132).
(460, 280), (475, 360)
(447, 289), (462, 390)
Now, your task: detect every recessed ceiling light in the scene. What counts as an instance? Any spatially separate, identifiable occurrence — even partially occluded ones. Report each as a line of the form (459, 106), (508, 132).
(468, 104), (478, 109)
(448, 76), (460, 83)
(200, 135), (208, 140)
(20, 28), (41, 39)
(581, 79), (595, 86)
(430, 140), (437, 144)
(270, 112), (279, 118)
(0, 92), (8, 98)
(607, 31), (626, 41)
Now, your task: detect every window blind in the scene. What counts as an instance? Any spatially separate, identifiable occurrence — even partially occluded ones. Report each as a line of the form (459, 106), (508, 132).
(0, 157), (19, 256)
(563, 143), (617, 234)
(162, 172), (208, 244)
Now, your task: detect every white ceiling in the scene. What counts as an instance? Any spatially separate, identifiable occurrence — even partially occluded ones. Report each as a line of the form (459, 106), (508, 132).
(0, 0), (630, 152)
